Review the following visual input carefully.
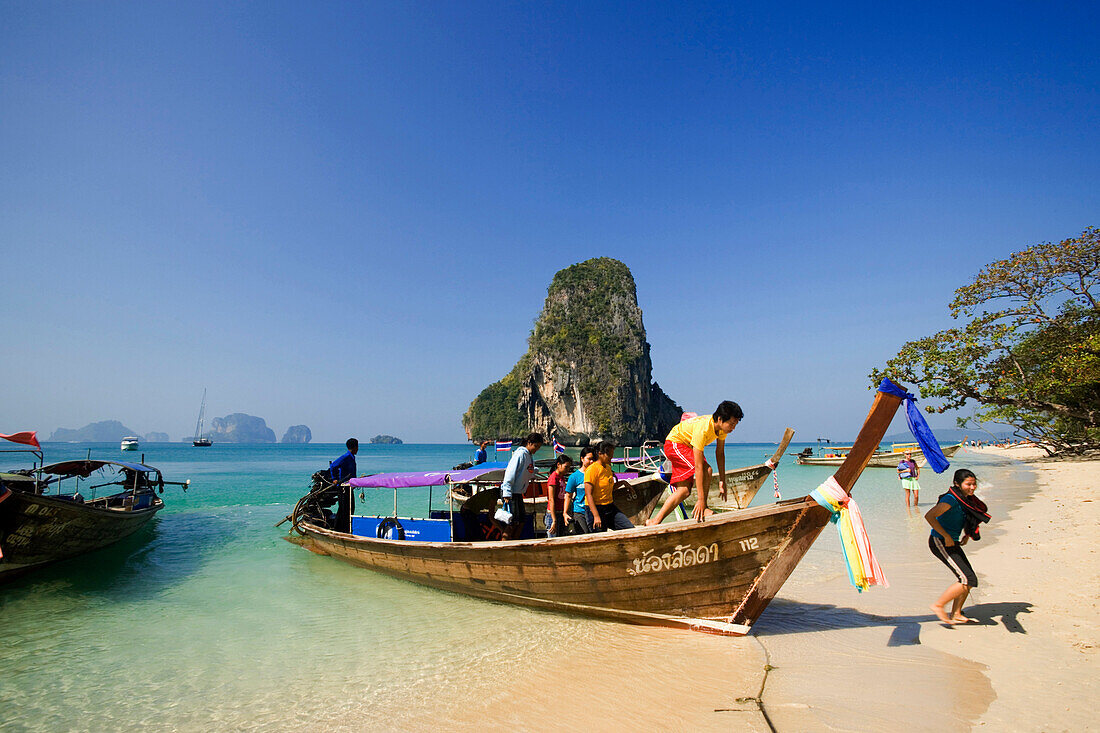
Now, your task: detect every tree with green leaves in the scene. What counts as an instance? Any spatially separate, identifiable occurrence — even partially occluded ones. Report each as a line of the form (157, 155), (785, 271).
(872, 227), (1099, 455)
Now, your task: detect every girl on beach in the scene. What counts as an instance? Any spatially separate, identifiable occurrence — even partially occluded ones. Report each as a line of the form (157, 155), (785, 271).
(925, 468), (990, 624)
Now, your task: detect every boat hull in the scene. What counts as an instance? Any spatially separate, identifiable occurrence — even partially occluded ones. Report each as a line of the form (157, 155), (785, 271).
(289, 497), (831, 634)
(0, 491), (163, 581)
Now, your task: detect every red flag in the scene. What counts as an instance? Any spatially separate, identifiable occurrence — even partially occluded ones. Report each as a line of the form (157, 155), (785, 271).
(1, 431), (40, 449)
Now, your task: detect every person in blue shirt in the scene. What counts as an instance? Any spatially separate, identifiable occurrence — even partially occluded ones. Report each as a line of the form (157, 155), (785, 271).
(925, 468), (980, 624)
(564, 446), (596, 535)
(473, 440), (489, 465)
(500, 433), (543, 539)
(329, 438), (359, 532)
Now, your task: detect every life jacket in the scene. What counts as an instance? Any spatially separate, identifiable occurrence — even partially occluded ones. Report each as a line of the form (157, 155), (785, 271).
(943, 487), (991, 541)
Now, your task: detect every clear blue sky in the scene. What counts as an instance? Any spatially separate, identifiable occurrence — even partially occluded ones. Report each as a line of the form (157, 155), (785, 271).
(2, 2), (1097, 443)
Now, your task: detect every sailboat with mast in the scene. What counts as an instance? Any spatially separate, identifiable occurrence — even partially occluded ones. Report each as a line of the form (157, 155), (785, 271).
(192, 389), (213, 447)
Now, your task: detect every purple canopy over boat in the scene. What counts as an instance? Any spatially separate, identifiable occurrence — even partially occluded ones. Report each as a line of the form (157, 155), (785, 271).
(346, 466), (641, 490)
(348, 465), (506, 489)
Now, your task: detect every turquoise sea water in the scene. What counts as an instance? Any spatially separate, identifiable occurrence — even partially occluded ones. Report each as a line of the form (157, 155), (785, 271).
(0, 441), (1015, 730)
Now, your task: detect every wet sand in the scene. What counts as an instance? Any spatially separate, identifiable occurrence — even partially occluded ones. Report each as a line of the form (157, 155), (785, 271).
(758, 447), (1098, 731)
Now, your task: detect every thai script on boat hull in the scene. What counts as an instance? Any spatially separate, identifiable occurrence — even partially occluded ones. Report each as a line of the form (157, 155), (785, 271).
(627, 543), (719, 576)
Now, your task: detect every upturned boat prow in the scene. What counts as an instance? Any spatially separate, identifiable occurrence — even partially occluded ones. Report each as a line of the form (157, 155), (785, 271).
(727, 388), (904, 628)
(286, 387), (904, 634)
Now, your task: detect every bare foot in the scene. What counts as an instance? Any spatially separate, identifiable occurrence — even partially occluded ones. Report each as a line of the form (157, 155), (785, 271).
(952, 614), (975, 624)
(930, 604), (954, 624)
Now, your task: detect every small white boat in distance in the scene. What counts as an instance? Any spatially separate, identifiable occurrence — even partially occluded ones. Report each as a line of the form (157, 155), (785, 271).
(120, 437), (140, 451)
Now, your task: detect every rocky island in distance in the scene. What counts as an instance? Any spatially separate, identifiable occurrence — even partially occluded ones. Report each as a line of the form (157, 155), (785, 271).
(370, 435), (403, 444)
(463, 257), (681, 446)
(49, 420), (147, 442)
(281, 425), (312, 444)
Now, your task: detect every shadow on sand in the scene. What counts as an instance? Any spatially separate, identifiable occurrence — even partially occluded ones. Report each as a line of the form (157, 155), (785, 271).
(755, 598), (1034, 645)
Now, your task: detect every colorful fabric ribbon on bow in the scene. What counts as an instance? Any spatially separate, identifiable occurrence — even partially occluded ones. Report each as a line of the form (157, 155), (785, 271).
(811, 476), (888, 592)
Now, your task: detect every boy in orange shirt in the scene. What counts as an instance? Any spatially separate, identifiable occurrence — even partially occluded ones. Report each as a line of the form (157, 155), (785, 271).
(584, 441), (633, 531)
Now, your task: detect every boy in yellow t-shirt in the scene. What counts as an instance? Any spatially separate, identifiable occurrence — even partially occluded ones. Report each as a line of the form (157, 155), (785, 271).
(647, 400), (743, 525)
(584, 441), (633, 531)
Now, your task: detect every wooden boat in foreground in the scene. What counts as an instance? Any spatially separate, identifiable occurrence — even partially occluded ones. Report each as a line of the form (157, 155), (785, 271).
(287, 388), (903, 635)
(0, 453), (189, 582)
(794, 440), (963, 468)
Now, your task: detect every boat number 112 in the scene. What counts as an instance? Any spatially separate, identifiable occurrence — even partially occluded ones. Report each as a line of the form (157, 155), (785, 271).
(738, 537), (759, 552)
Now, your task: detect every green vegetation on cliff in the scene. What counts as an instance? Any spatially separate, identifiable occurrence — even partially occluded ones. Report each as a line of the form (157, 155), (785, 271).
(530, 259), (644, 367)
(464, 356), (531, 439)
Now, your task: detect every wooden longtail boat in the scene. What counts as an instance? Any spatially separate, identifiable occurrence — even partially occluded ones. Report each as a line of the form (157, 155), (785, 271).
(287, 387), (903, 635)
(0, 457), (188, 582)
(794, 441), (963, 468)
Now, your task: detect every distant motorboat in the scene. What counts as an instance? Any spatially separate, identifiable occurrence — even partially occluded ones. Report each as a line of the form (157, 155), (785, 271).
(192, 389), (213, 447)
(120, 437), (140, 451)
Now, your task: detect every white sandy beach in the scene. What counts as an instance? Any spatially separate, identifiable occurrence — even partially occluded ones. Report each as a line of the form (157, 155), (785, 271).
(939, 448), (1099, 731)
(758, 447), (1099, 732)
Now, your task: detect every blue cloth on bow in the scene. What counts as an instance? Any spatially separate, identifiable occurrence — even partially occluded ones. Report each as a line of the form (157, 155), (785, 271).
(877, 378), (951, 473)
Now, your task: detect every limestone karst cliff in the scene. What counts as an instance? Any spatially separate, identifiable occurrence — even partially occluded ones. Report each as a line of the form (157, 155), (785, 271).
(281, 425), (312, 444)
(207, 413), (277, 443)
(463, 258), (681, 445)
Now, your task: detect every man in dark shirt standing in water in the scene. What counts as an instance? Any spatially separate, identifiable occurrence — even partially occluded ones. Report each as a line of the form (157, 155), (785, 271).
(329, 438), (359, 532)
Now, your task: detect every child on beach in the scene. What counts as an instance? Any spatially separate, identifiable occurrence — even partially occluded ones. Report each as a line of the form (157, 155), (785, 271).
(925, 468), (989, 624)
(545, 453), (574, 538)
(564, 446), (596, 534)
(898, 451), (921, 507)
(646, 401), (743, 525)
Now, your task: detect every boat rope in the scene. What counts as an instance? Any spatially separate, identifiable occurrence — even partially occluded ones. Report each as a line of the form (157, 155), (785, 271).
(750, 636), (780, 733)
(765, 459), (781, 499)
